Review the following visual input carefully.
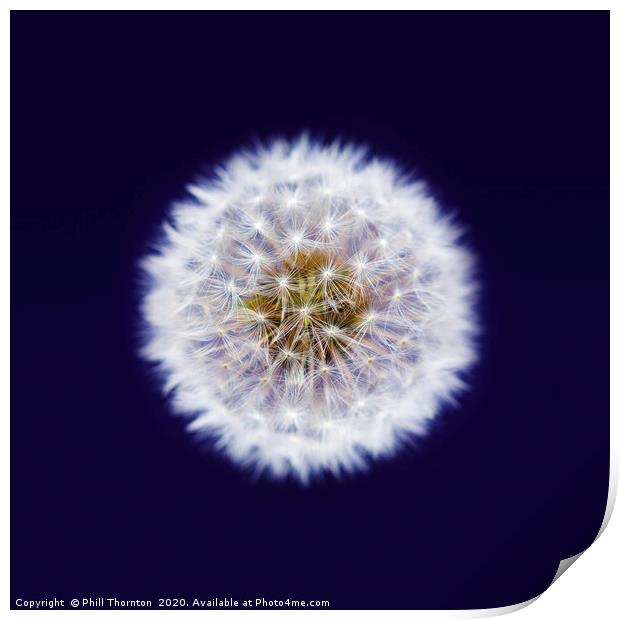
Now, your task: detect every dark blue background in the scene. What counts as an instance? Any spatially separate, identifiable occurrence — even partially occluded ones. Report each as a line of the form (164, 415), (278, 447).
(11, 11), (609, 610)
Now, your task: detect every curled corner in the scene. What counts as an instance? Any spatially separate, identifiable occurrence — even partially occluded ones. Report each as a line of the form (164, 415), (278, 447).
(548, 446), (617, 587)
(552, 552), (583, 583)
(476, 447), (617, 618)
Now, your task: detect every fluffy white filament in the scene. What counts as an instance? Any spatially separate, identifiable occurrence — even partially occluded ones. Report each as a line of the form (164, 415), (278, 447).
(140, 137), (477, 482)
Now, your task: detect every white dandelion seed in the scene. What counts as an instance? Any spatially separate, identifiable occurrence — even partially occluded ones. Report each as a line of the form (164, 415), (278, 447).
(140, 136), (478, 482)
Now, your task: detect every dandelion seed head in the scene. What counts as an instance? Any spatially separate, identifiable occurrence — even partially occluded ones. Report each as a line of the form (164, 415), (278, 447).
(140, 137), (478, 482)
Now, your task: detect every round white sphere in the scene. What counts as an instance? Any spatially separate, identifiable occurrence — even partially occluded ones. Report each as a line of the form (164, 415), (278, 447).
(140, 137), (478, 482)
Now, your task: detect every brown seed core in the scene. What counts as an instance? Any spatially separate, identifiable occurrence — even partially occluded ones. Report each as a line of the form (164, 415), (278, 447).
(240, 250), (370, 370)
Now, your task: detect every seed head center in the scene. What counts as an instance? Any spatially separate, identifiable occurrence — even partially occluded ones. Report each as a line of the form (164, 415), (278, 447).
(241, 250), (369, 368)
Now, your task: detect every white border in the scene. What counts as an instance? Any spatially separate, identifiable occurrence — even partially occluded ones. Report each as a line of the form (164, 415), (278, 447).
(3, 3), (616, 618)
(0, 2), (615, 9)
